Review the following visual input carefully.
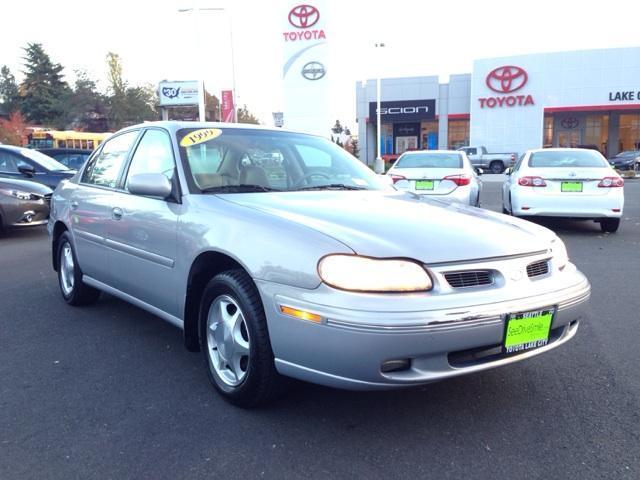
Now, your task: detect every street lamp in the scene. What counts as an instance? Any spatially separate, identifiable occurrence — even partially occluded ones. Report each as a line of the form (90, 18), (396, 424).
(374, 42), (385, 174)
(178, 5), (237, 122)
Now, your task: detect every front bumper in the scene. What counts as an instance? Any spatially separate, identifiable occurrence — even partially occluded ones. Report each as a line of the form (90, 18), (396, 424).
(0, 197), (50, 228)
(257, 263), (589, 390)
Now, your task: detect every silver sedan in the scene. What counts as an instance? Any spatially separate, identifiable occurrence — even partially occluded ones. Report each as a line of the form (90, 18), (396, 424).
(48, 122), (590, 407)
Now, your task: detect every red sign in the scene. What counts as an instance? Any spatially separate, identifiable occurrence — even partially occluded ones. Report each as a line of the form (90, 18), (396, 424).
(282, 4), (325, 42)
(288, 4), (319, 28)
(221, 90), (235, 123)
(486, 65), (528, 93)
(479, 65), (534, 108)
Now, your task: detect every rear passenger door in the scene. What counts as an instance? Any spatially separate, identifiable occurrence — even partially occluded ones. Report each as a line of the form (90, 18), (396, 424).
(71, 130), (140, 283)
(106, 128), (182, 317)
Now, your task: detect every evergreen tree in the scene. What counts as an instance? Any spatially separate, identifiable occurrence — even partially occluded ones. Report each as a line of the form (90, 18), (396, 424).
(19, 43), (70, 126)
(66, 70), (108, 131)
(0, 66), (20, 114)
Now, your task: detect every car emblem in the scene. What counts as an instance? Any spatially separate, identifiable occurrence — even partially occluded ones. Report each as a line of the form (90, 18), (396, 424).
(561, 117), (579, 129)
(509, 269), (524, 281)
(288, 4), (320, 28)
(301, 61), (326, 80)
(568, 171), (577, 177)
(485, 65), (528, 94)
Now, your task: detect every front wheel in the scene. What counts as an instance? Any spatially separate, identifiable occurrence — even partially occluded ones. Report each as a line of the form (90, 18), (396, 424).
(57, 232), (101, 305)
(600, 218), (620, 233)
(199, 269), (285, 408)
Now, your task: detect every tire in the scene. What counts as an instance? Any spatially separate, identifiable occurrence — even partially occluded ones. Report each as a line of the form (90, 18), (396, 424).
(57, 232), (101, 306)
(199, 269), (285, 408)
(600, 218), (620, 233)
(489, 161), (505, 174)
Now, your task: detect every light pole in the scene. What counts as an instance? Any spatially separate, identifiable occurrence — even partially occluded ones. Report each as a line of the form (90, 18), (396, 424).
(374, 42), (385, 174)
(178, 5), (237, 122)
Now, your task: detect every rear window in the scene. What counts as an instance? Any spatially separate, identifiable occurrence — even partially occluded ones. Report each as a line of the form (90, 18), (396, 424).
(395, 153), (462, 168)
(529, 150), (608, 168)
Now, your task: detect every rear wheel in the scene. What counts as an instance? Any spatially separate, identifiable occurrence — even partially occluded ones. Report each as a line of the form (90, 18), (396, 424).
(600, 218), (620, 233)
(57, 232), (101, 305)
(489, 161), (505, 174)
(199, 269), (285, 408)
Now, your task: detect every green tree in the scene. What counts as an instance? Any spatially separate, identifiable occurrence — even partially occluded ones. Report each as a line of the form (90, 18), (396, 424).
(19, 43), (70, 126)
(105, 52), (158, 129)
(237, 104), (260, 124)
(66, 70), (108, 131)
(0, 66), (20, 114)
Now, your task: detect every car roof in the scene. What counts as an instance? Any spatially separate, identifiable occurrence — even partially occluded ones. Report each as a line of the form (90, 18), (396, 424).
(117, 121), (316, 137)
(0, 144), (28, 154)
(37, 148), (92, 154)
(399, 150), (462, 155)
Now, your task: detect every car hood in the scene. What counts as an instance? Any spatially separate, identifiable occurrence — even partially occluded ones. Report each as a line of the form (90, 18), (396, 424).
(220, 191), (555, 263)
(0, 176), (53, 195)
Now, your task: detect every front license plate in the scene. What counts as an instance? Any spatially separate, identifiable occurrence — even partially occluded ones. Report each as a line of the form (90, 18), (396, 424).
(415, 180), (434, 190)
(561, 181), (582, 192)
(503, 308), (554, 354)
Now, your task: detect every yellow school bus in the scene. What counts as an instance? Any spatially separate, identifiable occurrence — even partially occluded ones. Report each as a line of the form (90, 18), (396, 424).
(27, 130), (110, 150)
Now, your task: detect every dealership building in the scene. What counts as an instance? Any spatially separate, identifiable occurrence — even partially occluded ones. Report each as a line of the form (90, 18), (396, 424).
(356, 47), (640, 164)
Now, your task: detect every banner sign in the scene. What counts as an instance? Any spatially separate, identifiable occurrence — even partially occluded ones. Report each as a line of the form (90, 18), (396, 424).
(221, 90), (235, 122)
(158, 81), (199, 107)
(282, 2), (329, 136)
(368, 99), (436, 123)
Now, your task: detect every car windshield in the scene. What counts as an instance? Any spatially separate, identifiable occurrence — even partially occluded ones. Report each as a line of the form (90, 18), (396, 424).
(21, 148), (70, 171)
(528, 150), (608, 168)
(614, 151), (638, 158)
(177, 128), (389, 193)
(394, 153), (462, 168)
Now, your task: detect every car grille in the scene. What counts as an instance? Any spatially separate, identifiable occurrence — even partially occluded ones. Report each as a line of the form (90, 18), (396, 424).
(526, 260), (549, 278)
(444, 270), (493, 288)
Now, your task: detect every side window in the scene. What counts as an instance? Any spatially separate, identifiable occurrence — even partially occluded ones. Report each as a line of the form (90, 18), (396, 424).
(0, 151), (19, 173)
(82, 131), (138, 188)
(125, 129), (176, 189)
(467, 148), (477, 156)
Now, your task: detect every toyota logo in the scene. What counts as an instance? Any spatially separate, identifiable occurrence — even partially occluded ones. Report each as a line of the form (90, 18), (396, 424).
(288, 4), (320, 28)
(301, 61), (326, 80)
(486, 65), (528, 94)
(561, 117), (579, 129)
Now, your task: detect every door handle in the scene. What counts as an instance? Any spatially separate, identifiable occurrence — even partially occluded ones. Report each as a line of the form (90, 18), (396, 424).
(70, 201), (78, 210)
(112, 207), (123, 220)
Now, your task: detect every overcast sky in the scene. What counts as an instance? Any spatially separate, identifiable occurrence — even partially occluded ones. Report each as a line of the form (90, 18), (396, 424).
(2, 0), (639, 132)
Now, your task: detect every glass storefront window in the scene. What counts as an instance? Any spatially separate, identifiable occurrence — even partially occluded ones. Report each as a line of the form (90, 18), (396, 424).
(619, 114), (640, 152)
(421, 121), (438, 150)
(543, 116), (553, 147)
(448, 120), (469, 149)
(583, 115), (609, 155)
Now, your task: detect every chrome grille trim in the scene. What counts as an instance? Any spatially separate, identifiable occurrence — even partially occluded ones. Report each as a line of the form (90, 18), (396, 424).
(444, 270), (493, 288)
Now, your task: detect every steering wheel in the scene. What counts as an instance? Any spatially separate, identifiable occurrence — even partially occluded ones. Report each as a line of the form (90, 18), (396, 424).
(292, 172), (332, 188)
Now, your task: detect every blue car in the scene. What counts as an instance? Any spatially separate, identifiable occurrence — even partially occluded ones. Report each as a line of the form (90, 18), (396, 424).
(0, 145), (76, 190)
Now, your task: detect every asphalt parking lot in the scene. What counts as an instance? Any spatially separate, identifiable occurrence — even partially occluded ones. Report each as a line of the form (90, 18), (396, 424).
(1, 180), (639, 480)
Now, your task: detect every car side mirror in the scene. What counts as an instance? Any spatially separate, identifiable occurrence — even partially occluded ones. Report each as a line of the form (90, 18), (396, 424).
(474, 167), (483, 176)
(394, 179), (411, 191)
(128, 173), (172, 199)
(18, 165), (36, 177)
(504, 167), (512, 175)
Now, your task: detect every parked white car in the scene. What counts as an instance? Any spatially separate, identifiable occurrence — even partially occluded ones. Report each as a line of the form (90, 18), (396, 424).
(502, 148), (624, 232)
(387, 150), (482, 206)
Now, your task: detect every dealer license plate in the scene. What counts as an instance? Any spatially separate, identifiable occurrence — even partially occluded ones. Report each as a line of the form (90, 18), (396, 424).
(415, 180), (434, 190)
(561, 181), (582, 192)
(503, 308), (554, 354)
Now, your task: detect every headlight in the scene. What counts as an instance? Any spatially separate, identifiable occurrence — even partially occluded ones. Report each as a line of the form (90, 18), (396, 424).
(318, 254), (432, 292)
(0, 189), (33, 200)
(550, 237), (569, 270)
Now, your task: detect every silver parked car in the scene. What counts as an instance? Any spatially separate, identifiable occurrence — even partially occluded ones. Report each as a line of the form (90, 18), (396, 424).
(0, 176), (52, 233)
(387, 150), (482, 206)
(48, 122), (590, 407)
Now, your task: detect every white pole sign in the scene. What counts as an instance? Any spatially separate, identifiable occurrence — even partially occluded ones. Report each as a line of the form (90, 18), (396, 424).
(281, 2), (329, 136)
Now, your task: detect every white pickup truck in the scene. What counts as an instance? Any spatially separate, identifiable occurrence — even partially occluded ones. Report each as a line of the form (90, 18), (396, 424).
(457, 146), (517, 174)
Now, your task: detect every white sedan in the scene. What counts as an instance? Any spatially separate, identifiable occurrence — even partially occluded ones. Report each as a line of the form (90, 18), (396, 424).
(502, 148), (624, 232)
(387, 150), (482, 206)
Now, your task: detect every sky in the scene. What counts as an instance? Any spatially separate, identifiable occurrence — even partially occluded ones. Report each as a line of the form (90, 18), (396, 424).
(2, 0), (639, 132)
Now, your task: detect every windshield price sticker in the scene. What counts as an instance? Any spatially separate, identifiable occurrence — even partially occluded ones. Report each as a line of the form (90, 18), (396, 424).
(180, 128), (223, 147)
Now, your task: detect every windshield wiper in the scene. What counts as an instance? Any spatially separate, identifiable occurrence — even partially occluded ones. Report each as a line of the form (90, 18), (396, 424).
(295, 183), (368, 191)
(201, 184), (281, 193)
